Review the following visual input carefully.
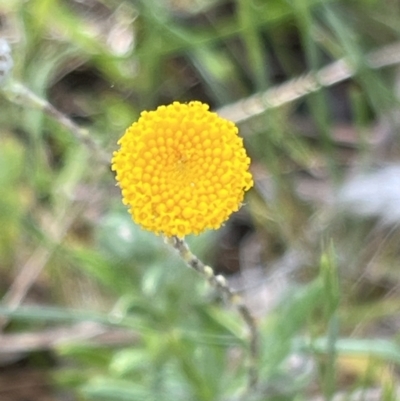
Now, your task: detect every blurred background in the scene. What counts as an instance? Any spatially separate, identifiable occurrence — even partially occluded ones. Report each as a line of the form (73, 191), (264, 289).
(1, 0), (400, 400)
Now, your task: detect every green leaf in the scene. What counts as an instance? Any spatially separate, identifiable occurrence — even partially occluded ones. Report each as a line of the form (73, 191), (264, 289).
(81, 378), (149, 401)
(297, 337), (400, 365)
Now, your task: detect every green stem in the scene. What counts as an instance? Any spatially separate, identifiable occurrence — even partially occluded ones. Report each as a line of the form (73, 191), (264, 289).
(1, 81), (109, 164)
(165, 235), (260, 391)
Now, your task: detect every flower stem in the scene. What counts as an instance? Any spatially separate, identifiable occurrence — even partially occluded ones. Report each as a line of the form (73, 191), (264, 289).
(166, 235), (259, 390)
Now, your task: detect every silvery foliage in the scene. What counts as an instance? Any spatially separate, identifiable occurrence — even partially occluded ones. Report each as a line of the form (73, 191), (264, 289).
(0, 38), (13, 85)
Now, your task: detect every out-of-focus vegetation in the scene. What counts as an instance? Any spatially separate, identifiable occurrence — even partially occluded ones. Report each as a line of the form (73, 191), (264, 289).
(1, 0), (400, 400)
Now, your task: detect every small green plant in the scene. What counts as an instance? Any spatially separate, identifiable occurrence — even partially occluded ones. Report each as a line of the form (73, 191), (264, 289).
(1, 1), (400, 400)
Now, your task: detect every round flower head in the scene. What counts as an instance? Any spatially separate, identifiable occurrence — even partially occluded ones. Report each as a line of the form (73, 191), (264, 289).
(111, 101), (253, 237)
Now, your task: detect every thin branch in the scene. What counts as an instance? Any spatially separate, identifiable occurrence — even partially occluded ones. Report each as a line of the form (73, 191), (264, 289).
(1, 81), (110, 164)
(165, 235), (260, 391)
(217, 41), (400, 123)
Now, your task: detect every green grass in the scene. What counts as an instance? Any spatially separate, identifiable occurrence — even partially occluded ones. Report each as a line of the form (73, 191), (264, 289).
(1, 0), (400, 400)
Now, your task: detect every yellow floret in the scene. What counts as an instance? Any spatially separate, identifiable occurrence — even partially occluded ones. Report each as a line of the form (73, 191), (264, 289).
(111, 101), (253, 237)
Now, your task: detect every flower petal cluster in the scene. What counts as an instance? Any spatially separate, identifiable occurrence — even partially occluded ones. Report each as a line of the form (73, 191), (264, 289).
(111, 101), (253, 237)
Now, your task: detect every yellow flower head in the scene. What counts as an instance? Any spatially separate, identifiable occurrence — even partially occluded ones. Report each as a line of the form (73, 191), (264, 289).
(111, 101), (253, 237)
